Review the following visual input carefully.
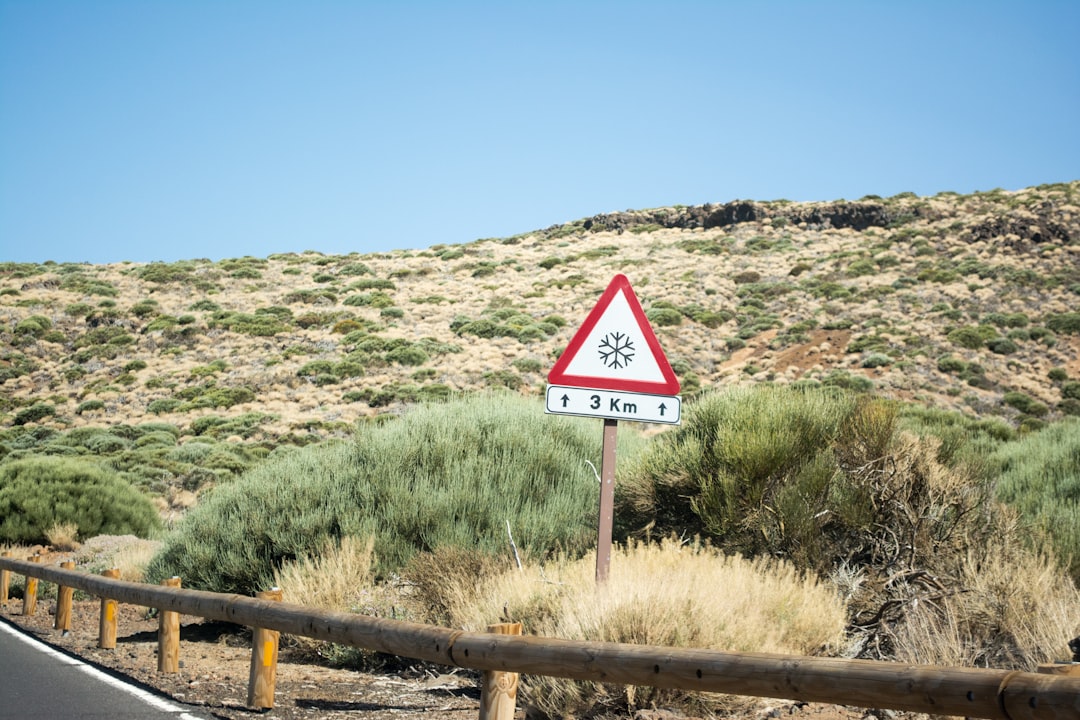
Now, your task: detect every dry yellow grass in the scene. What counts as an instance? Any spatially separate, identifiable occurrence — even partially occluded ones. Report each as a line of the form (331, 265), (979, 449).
(447, 537), (849, 717)
(43, 522), (81, 551)
(273, 534), (376, 612)
(892, 541), (1080, 669)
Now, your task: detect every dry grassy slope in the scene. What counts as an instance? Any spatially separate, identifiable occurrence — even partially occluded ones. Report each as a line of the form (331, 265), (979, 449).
(2, 182), (1079, 442)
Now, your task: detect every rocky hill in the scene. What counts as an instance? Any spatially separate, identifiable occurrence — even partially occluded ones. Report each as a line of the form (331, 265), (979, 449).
(2, 182), (1079, 445)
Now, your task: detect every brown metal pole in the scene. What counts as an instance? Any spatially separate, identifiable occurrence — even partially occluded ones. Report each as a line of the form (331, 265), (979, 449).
(54, 560), (75, 631)
(98, 568), (121, 649)
(596, 418), (618, 583)
(22, 554), (41, 616)
(158, 577), (182, 673)
(479, 622), (522, 720)
(247, 587), (283, 709)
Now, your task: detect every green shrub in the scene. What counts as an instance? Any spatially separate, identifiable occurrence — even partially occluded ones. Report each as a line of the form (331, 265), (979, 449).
(147, 398), (182, 414)
(75, 400), (106, 415)
(1048, 368), (1069, 382)
(64, 302), (94, 318)
(821, 370), (873, 392)
(13, 403), (57, 426)
(621, 387), (1000, 578)
(209, 312), (288, 337)
(343, 292), (394, 308)
(179, 386), (255, 410)
(1045, 312), (1080, 335)
(861, 352), (892, 368)
(455, 319), (500, 339)
(339, 262), (373, 276)
(131, 300), (160, 318)
(1061, 381), (1080, 401)
(298, 360), (335, 377)
(0, 457), (160, 544)
(385, 345), (429, 366)
(347, 278), (396, 291)
(992, 419), (1080, 580)
(645, 307), (683, 327)
(987, 337), (1019, 355)
(937, 356), (967, 374)
(14, 315), (52, 338)
(512, 358), (543, 374)
(145, 394), (645, 594)
(1003, 392), (1048, 417)
(947, 325), (997, 349)
(136, 261), (198, 284)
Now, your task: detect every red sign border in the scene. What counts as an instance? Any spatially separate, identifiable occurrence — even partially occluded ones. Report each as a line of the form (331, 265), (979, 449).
(547, 274), (680, 395)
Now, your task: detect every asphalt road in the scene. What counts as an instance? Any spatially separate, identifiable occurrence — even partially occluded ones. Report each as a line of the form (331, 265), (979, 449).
(0, 617), (209, 719)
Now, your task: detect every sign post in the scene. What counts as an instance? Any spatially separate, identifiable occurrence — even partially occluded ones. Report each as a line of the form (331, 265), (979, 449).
(546, 274), (681, 582)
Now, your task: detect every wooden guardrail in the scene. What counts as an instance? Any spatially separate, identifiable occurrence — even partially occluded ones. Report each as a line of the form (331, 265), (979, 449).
(2, 553), (1079, 720)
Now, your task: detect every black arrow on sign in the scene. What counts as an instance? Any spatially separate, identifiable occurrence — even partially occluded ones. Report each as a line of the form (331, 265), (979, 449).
(658, 403), (667, 416)
(561, 394), (570, 408)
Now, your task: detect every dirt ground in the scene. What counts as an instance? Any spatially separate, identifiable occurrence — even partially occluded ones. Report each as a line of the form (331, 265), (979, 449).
(0, 593), (887, 720)
(2, 595), (487, 720)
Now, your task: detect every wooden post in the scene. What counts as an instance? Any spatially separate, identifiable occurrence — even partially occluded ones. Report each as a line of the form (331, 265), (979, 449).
(158, 577), (182, 673)
(247, 588), (283, 710)
(98, 568), (121, 649)
(0, 551), (11, 604)
(22, 554), (41, 616)
(596, 418), (618, 583)
(54, 560), (76, 631)
(479, 622), (523, 720)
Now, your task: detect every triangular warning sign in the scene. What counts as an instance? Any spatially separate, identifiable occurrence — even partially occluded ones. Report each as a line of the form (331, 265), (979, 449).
(548, 274), (680, 395)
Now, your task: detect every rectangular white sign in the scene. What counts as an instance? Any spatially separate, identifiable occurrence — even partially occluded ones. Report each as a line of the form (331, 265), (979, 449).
(545, 385), (681, 425)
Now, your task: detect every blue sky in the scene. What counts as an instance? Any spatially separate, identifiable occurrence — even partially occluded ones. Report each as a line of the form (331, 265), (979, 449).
(1, 1), (1077, 265)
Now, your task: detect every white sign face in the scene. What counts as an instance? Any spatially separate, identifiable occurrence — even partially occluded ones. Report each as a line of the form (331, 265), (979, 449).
(558, 291), (668, 385)
(547, 274), (681, 395)
(545, 385), (682, 425)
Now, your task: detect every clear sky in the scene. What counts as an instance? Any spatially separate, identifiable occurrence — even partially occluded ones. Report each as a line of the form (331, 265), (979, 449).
(1, 1), (1077, 265)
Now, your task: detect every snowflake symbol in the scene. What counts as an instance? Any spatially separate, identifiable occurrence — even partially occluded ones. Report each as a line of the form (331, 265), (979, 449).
(598, 332), (635, 369)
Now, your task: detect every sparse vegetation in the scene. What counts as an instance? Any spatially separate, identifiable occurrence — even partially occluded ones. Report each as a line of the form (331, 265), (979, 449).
(0, 457), (160, 544)
(2, 184), (1080, 715)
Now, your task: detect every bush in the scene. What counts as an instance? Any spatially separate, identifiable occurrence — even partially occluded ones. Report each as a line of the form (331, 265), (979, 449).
(447, 539), (847, 718)
(145, 394), (647, 594)
(1063, 381), (1080, 401)
(1003, 392), (1048, 417)
(0, 457), (160, 544)
(385, 345), (429, 366)
(75, 400), (106, 415)
(620, 385), (1001, 578)
(1045, 312), (1080, 335)
(987, 337), (1019, 355)
(992, 419), (1080, 581)
(947, 325), (997, 349)
(937, 356), (967, 374)
(645, 307), (683, 327)
(861, 352), (892, 368)
(13, 403), (56, 426)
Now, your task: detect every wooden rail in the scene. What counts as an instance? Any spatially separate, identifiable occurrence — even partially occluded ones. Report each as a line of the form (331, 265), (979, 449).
(2, 555), (1078, 720)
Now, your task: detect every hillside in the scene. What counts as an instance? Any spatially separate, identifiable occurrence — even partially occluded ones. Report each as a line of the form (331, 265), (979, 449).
(2, 182), (1079, 445)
